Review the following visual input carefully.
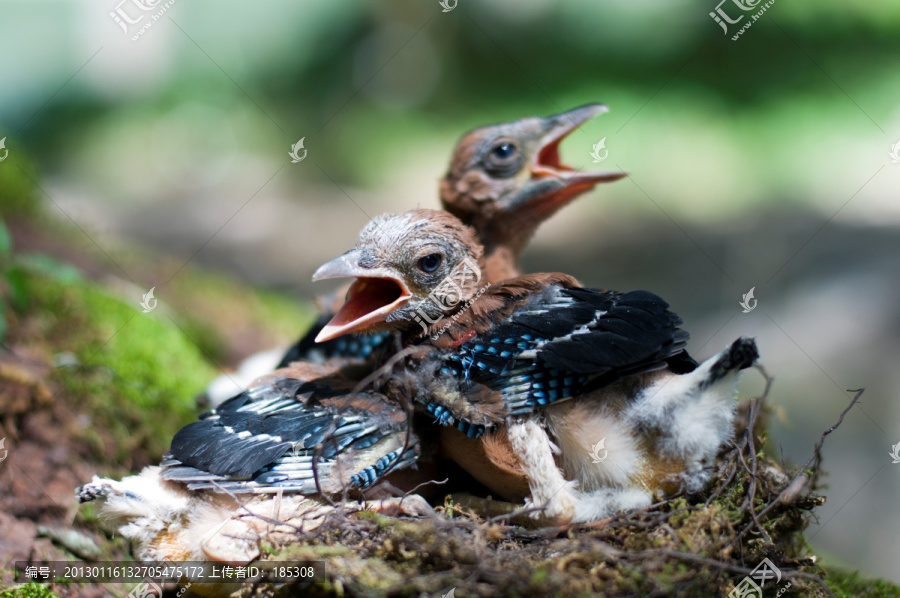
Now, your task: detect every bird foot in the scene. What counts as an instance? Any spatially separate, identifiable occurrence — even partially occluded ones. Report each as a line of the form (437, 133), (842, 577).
(76, 479), (109, 503)
(520, 485), (576, 526)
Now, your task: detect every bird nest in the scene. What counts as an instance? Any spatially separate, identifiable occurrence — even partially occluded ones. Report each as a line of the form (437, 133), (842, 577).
(223, 371), (858, 598)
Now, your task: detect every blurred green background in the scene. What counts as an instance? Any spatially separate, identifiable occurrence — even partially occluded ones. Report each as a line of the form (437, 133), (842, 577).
(1, 0), (899, 585)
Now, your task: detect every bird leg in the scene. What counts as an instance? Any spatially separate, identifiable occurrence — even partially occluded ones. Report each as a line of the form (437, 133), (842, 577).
(505, 419), (576, 525)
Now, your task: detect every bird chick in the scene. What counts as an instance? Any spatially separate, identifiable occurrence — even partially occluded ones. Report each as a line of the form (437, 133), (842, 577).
(440, 102), (625, 282)
(313, 209), (759, 525)
(265, 104), (626, 381)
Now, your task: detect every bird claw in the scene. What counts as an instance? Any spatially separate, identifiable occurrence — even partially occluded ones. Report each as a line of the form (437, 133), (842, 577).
(521, 489), (576, 526)
(76, 482), (107, 503)
(76, 476), (117, 503)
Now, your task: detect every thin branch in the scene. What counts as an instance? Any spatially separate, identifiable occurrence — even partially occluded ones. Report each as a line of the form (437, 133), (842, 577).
(745, 388), (864, 533)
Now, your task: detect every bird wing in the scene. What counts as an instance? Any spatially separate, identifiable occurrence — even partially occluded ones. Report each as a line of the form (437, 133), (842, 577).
(276, 313), (392, 368)
(421, 285), (694, 434)
(160, 376), (416, 494)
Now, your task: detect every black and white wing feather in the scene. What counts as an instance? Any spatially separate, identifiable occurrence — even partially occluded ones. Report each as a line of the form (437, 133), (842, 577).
(161, 377), (416, 494)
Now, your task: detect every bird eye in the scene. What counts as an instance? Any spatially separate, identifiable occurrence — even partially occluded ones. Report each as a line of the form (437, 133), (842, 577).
(491, 142), (517, 161)
(484, 138), (523, 178)
(418, 253), (443, 273)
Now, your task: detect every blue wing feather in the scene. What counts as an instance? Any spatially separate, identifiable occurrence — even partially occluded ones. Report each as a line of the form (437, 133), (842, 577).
(276, 314), (391, 367)
(427, 286), (693, 427)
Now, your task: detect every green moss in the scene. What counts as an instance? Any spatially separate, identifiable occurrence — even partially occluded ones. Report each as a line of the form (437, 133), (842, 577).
(824, 567), (900, 598)
(0, 583), (59, 598)
(529, 568), (549, 586)
(352, 510), (397, 529)
(23, 268), (216, 464)
(72, 502), (99, 526)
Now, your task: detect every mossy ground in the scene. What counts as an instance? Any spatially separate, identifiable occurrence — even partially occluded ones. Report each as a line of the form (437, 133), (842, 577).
(0, 197), (314, 597)
(0, 582), (59, 598)
(24, 269), (216, 464)
(825, 568), (900, 598)
(1, 193), (898, 597)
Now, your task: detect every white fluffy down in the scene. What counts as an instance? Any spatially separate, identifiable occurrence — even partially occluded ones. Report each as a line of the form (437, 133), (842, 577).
(83, 467), (334, 565)
(504, 342), (746, 524)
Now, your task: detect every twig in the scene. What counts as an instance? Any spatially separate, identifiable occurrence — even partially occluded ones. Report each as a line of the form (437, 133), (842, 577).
(349, 341), (417, 395)
(404, 477), (449, 498)
(742, 369), (773, 544)
(742, 388), (864, 535)
(311, 418), (341, 507)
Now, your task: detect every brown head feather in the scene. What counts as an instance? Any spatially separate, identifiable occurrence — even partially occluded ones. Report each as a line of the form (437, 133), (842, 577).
(440, 105), (626, 276)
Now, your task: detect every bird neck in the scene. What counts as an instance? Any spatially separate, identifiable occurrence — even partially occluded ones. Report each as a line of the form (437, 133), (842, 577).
(477, 210), (551, 273)
(482, 246), (520, 283)
(407, 272), (580, 347)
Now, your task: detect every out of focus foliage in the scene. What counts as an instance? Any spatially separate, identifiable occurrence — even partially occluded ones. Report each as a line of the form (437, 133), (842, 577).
(0, 0), (898, 219)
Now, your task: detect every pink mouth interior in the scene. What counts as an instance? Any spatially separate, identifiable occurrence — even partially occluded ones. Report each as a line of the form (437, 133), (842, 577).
(535, 126), (575, 175)
(329, 277), (405, 329)
(536, 135), (575, 174)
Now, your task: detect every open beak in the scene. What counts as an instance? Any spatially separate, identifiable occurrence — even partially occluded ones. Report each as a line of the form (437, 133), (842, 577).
(520, 103), (627, 211)
(311, 250), (411, 343)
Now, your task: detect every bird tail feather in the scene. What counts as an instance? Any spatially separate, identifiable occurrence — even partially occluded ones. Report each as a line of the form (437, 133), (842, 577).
(699, 337), (758, 390)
